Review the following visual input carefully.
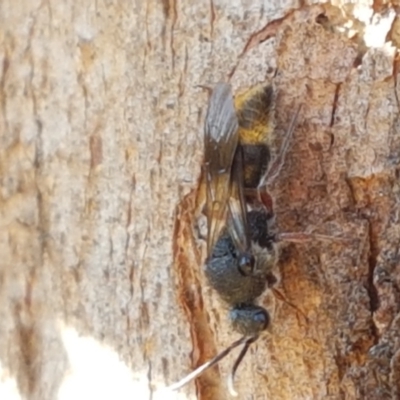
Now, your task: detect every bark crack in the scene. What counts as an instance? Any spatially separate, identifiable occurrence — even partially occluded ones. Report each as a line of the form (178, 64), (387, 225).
(330, 83), (341, 128)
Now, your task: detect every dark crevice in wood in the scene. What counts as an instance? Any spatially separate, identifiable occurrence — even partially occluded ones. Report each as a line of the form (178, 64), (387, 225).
(366, 219), (381, 317)
(330, 83), (341, 128)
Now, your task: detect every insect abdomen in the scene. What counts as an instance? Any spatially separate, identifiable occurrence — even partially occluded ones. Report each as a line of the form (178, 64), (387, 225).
(242, 144), (270, 188)
(235, 84), (274, 189)
(235, 84), (273, 138)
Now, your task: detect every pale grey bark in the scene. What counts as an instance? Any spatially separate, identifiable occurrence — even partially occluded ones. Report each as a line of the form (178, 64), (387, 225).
(1, 1), (399, 400)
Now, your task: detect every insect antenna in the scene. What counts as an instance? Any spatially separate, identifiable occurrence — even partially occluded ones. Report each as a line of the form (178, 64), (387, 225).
(167, 335), (251, 392)
(271, 287), (309, 325)
(227, 335), (258, 397)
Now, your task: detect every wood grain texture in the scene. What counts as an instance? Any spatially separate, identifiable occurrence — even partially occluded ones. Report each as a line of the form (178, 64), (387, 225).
(0, 1), (399, 400)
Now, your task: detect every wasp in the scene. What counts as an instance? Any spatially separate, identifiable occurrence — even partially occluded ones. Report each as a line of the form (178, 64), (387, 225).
(168, 83), (286, 396)
(169, 80), (336, 396)
(168, 82), (344, 396)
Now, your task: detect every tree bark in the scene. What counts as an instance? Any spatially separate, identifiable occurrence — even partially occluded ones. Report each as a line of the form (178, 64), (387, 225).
(1, 1), (399, 400)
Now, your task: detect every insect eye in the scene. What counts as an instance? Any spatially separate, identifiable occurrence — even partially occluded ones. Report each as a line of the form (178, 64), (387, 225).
(238, 253), (255, 276)
(253, 309), (269, 329)
(230, 305), (270, 335)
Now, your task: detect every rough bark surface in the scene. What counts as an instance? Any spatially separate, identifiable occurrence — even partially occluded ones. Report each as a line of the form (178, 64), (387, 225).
(1, 1), (399, 400)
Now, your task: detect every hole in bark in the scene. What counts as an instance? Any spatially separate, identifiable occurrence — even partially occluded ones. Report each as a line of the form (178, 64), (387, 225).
(315, 13), (329, 25)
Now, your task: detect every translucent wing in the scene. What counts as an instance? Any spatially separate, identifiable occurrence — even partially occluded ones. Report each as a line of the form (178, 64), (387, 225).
(227, 146), (252, 258)
(204, 83), (239, 256)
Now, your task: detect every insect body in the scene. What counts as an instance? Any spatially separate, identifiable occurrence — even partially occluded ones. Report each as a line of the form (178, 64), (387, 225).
(169, 83), (279, 396)
(169, 81), (339, 396)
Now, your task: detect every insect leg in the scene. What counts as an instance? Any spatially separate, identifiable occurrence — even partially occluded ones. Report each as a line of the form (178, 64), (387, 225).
(258, 104), (302, 189)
